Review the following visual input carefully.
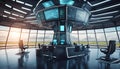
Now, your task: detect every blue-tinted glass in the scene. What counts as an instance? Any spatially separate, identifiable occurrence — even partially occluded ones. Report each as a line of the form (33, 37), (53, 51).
(53, 39), (57, 44)
(76, 9), (90, 24)
(44, 8), (58, 20)
(68, 6), (77, 20)
(117, 26), (120, 31)
(60, 0), (74, 5)
(67, 1), (74, 5)
(60, 7), (65, 19)
(60, 25), (64, 31)
(61, 40), (65, 44)
(42, 1), (54, 8)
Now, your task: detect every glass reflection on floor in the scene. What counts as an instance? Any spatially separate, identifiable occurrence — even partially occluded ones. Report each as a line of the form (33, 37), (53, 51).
(0, 48), (120, 69)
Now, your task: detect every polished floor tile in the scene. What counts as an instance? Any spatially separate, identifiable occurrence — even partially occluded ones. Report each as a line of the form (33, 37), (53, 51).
(0, 48), (120, 69)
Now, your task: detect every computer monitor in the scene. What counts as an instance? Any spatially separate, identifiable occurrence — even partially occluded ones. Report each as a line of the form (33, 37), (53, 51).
(44, 8), (59, 20)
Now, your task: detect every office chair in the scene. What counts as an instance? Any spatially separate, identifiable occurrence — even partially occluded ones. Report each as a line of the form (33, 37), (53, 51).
(48, 46), (54, 59)
(100, 40), (116, 60)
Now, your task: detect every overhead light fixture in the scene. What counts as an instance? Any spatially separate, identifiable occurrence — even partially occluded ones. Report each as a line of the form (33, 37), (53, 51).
(91, 3), (120, 13)
(19, 15), (24, 18)
(12, 0), (15, 1)
(92, 11), (118, 17)
(9, 16), (16, 20)
(22, 7), (31, 11)
(16, 0), (24, 4)
(5, 4), (12, 8)
(89, 19), (109, 23)
(84, 0), (86, 2)
(13, 8), (27, 14)
(25, 16), (36, 19)
(91, 16), (113, 20)
(12, 13), (19, 16)
(25, 20), (38, 23)
(25, 3), (33, 7)
(4, 10), (11, 14)
(92, 0), (110, 6)
(3, 15), (8, 17)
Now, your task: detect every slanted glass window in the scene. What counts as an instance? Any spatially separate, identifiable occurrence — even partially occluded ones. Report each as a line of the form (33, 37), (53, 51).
(60, 25), (64, 31)
(44, 8), (58, 20)
(42, 1), (54, 8)
(59, 0), (74, 5)
(117, 26), (120, 31)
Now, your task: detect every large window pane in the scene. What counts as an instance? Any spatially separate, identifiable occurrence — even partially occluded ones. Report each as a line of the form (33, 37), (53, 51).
(105, 27), (119, 47)
(44, 31), (54, 45)
(20, 29), (29, 45)
(0, 26), (9, 48)
(37, 30), (45, 45)
(87, 30), (96, 46)
(95, 29), (107, 47)
(71, 31), (78, 44)
(79, 30), (88, 45)
(28, 30), (37, 47)
(7, 27), (21, 48)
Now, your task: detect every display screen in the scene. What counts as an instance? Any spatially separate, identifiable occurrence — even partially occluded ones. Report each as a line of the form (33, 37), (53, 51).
(76, 8), (90, 23)
(42, 1), (54, 8)
(59, 7), (66, 19)
(60, 25), (65, 31)
(53, 39), (57, 45)
(68, 6), (77, 20)
(60, 0), (74, 5)
(37, 12), (45, 22)
(44, 8), (59, 20)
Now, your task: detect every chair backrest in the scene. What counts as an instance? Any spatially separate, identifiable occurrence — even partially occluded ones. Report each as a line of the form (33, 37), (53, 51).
(108, 40), (116, 54)
(48, 45), (54, 52)
(42, 46), (47, 52)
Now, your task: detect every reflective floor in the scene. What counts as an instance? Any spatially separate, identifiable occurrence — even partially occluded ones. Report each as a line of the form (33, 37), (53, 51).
(0, 48), (120, 69)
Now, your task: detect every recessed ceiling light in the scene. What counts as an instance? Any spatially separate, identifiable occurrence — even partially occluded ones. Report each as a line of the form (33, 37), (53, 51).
(91, 16), (113, 20)
(4, 10), (11, 14)
(89, 19), (109, 23)
(92, 0), (111, 6)
(16, 0), (24, 4)
(5, 4), (12, 8)
(9, 16), (16, 20)
(91, 3), (120, 13)
(3, 15), (8, 17)
(12, 13), (19, 16)
(22, 7), (31, 11)
(25, 16), (36, 19)
(92, 11), (118, 17)
(13, 8), (27, 14)
(25, 3), (33, 7)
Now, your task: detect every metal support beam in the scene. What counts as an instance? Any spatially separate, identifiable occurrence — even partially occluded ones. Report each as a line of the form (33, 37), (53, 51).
(27, 29), (31, 47)
(115, 27), (120, 48)
(94, 29), (99, 48)
(43, 30), (46, 44)
(77, 30), (80, 44)
(19, 28), (22, 41)
(35, 30), (38, 48)
(103, 28), (108, 46)
(86, 30), (89, 45)
(5, 27), (11, 49)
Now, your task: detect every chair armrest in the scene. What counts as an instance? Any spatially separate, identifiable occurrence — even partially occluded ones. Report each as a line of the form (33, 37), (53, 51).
(100, 48), (108, 52)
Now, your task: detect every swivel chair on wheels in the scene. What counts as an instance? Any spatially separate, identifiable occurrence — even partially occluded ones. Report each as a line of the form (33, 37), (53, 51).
(100, 40), (116, 61)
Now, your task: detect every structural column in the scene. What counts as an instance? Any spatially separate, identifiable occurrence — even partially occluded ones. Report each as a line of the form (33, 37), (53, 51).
(103, 28), (108, 46)
(94, 29), (99, 48)
(5, 27), (11, 49)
